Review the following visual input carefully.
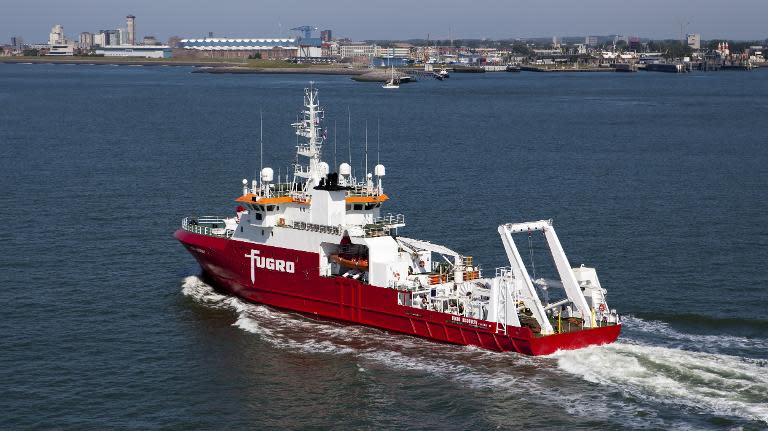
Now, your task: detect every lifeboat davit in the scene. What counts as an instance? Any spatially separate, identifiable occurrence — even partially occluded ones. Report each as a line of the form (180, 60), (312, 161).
(330, 254), (369, 270)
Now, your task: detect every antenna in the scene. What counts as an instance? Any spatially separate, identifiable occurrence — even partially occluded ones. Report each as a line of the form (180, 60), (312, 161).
(364, 120), (368, 179)
(677, 17), (690, 43)
(334, 120), (337, 169)
(259, 109), (263, 187)
(377, 117), (380, 166)
(347, 106), (352, 167)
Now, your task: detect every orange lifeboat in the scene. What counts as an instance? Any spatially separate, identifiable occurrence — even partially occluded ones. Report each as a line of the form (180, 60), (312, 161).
(330, 254), (369, 270)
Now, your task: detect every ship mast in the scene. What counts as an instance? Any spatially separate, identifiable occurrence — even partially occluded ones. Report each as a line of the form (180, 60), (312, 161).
(292, 84), (325, 187)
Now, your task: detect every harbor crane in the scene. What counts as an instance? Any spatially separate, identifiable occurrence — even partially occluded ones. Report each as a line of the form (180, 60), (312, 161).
(291, 26), (317, 40)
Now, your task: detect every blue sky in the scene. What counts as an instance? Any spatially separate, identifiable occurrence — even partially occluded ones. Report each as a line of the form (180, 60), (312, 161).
(4, 0), (767, 43)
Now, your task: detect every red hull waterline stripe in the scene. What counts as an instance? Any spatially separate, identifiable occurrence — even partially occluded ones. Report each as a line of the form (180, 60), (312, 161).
(175, 230), (621, 356)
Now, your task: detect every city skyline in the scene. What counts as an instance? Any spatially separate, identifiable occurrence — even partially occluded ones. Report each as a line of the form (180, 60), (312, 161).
(4, 0), (768, 43)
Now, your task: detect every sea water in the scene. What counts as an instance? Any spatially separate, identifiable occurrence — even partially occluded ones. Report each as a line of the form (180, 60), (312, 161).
(1, 64), (766, 430)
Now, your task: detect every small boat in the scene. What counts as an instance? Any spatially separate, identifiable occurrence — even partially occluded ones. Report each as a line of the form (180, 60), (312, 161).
(330, 254), (369, 270)
(382, 79), (399, 89)
(382, 60), (400, 89)
(438, 69), (450, 78)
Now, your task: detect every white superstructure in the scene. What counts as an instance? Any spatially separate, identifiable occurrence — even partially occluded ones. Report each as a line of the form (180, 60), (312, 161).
(192, 86), (619, 335)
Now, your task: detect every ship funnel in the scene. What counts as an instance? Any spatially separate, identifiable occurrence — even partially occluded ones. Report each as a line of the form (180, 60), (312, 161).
(374, 164), (386, 176)
(261, 167), (274, 182)
(339, 163), (351, 176)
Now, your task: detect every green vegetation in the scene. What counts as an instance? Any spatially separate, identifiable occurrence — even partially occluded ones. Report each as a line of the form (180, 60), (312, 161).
(645, 40), (693, 59)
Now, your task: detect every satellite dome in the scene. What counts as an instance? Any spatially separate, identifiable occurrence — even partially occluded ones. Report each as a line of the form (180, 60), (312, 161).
(260, 167), (274, 182)
(318, 162), (329, 176)
(339, 163), (351, 176)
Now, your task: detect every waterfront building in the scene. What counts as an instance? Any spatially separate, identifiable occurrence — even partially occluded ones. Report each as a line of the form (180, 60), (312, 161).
(79, 32), (94, 50)
(46, 24), (74, 56)
(339, 43), (380, 58)
(49, 25), (65, 45)
(378, 46), (410, 58)
(320, 30), (332, 42)
(585, 36), (598, 47)
(117, 28), (129, 45)
(48, 43), (75, 56)
(93, 33), (106, 47)
(748, 46), (765, 64)
(11, 36), (25, 50)
(97, 30), (120, 46)
(142, 36), (160, 46)
(167, 36), (182, 48)
(126, 15), (136, 45)
(687, 33), (701, 50)
(179, 37), (318, 59)
(107, 30), (120, 46)
(94, 45), (172, 58)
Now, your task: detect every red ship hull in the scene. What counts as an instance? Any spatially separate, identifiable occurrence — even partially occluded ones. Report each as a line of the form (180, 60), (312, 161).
(175, 230), (621, 356)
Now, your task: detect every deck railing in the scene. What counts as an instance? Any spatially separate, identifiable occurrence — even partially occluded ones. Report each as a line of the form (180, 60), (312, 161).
(181, 217), (234, 238)
(281, 219), (343, 236)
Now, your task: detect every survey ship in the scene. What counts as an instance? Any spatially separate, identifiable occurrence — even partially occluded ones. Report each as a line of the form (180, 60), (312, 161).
(175, 86), (621, 355)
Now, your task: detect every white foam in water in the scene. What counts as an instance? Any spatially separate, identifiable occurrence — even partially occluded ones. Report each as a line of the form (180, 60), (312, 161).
(554, 342), (768, 424)
(621, 315), (768, 355)
(181, 276), (766, 427)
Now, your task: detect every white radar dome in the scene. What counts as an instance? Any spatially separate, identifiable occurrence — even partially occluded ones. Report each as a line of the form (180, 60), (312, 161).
(318, 162), (329, 176)
(339, 163), (351, 176)
(260, 167), (274, 182)
(242, 178), (248, 185)
(374, 164), (386, 176)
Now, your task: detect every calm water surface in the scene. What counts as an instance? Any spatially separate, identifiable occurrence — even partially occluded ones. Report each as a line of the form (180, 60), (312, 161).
(1, 64), (767, 430)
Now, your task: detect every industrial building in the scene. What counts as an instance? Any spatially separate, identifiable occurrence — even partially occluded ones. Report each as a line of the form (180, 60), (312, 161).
(179, 37), (322, 59)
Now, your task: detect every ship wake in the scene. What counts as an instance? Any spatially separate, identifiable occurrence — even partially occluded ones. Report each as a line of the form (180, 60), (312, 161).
(181, 276), (767, 427)
(554, 321), (768, 425)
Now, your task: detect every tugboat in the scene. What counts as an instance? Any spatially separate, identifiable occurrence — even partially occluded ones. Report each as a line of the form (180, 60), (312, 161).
(175, 85), (621, 355)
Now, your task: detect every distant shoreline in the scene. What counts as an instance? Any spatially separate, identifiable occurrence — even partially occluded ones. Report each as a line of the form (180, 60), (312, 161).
(0, 57), (308, 68)
(2, 56), (765, 76)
